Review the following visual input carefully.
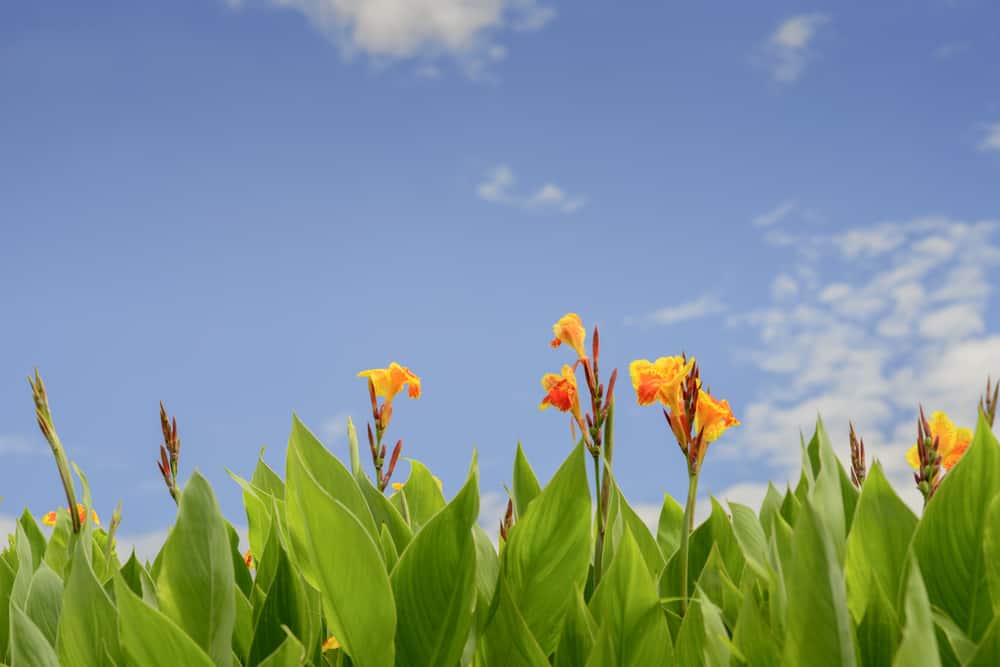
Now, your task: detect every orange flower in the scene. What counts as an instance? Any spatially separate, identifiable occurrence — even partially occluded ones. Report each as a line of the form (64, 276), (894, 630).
(540, 365), (582, 421)
(358, 362), (421, 402)
(41, 503), (99, 527)
(243, 549), (254, 569)
(322, 635), (341, 652)
(550, 313), (587, 359)
(693, 390), (740, 449)
(629, 356), (693, 411)
(906, 411), (971, 472)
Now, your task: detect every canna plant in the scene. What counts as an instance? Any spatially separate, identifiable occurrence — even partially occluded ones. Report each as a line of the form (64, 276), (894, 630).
(0, 323), (998, 666)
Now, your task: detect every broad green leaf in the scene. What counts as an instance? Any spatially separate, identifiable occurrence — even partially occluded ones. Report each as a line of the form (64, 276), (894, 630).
(912, 413), (1000, 641)
(9, 604), (59, 667)
(512, 442), (542, 518)
(932, 610), (976, 665)
(758, 483), (783, 537)
(391, 460), (479, 666)
(119, 550), (158, 608)
(856, 577), (899, 667)
(732, 588), (780, 667)
(155, 471), (236, 667)
(554, 587), (596, 667)
(472, 524), (499, 634)
(588, 529), (673, 666)
(228, 471), (272, 569)
(728, 501), (771, 582)
(983, 493), (1000, 616)
(674, 594), (707, 666)
(779, 486), (800, 527)
(695, 546), (741, 630)
(686, 498), (743, 589)
(481, 578), (549, 667)
(504, 442), (591, 654)
(285, 425), (395, 667)
(58, 538), (121, 667)
(657, 493), (684, 561)
(227, 522), (253, 599)
(844, 461), (917, 621)
(24, 564), (62, 648)
(0, 557), (15, 657)
(782, 501), (856, 667)
(696, 590), (731, 667)
(17, 510), (45, 572)
(42, 511), (72, 578)
(805, 417), (848, 558)
(232, 587), (253, 664)
(379, 523), (399, 571)
(893, 561), (940, 667)
(251, 449), (285, 500)
(356, 472), (412, 556)
(965, 617), (1000, 667)
(256, 630), (306, 667)
(397, 459), (446, 531)
(114, 574), (215, 667)
(616, 483), (665, 578)
(248, 541), (312, 667)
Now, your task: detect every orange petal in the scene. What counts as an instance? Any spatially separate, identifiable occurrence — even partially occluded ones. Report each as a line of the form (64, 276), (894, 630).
(243, 549), (254, 569)
(42, 511), (57, 526)
(942, 440), (969, 470)
(552, 313), (587, 359)
(322, 636), (341, 652)
(694, 390), (740, 445)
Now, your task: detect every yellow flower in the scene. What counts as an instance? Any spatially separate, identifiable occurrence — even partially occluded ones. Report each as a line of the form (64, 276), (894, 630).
(906, 411), (971, 472)
(41, 503), (99, 527)
(358, 362), (421, 402)
(322, 635), (341, 652)
(243, 549), (254, 569)
(629, 356), (693, 411)
(550, 313), (588, 359)
(694, 390), (740, 449)
(391, 476), (443, 492)
(539, 365), (582, 421)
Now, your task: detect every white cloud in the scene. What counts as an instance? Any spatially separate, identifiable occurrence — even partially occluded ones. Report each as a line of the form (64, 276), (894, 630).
(476, 165), (585, 213)
(762, 13), (830, 83)
(732, 216), (1000, 514)
(980, 123), (1000, 152)
(321, 412), (352, 441)
(753, 200), (796, 227)
(771, 274), (799, 301)
(229, 0), (554, 73)
(0, 435), (42, 456)
(627, 295), (726, 327)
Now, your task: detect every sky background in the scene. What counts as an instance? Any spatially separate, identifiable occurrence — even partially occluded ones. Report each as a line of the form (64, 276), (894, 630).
(2, 0), (999, 556)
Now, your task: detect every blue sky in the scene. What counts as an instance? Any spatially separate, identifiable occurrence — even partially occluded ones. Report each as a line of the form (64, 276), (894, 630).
(2, 0), (999, 552)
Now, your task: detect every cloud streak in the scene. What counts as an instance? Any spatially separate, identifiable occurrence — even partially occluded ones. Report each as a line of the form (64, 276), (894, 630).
(761, 13), (830, 83)
(477, 164), (585, 213)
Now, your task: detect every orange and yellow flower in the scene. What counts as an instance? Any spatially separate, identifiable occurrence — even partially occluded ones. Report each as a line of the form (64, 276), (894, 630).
(540, 364), (582, 420)
(694, 390), (740, 448)
(41, 503), (99, 527)
(243, 549), (254, 569)
(550, 313), (587, 359)
(629, 356), (693, 411)
(906, 411), (971, 472)
(358, 362), (421, 402)
(322, 635), (341, 652)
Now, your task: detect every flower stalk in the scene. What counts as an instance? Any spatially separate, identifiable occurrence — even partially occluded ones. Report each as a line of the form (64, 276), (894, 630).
(29, 370), (81, 534)
(358, 363), (420, 492)
(849, 421), (866, 488)
(981, 376), (998, 428)
(157, 402), (182, 505)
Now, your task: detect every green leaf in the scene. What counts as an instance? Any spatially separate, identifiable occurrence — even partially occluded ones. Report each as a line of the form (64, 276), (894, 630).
(856, 578), (900, 667)
(0, 557), (15, 658)
(114, 574), (216, 667)
(481, 578), (549, 667)
(758, 483), (784, 537)
(285, 421), (395, 667)
(674, 594), (707, 666)
(256, 630), (306, 667)
(695, 590), (731, 667)
(512, 442), (542, 519)
(732, 588), (780, 667)
(965, 617), (1000, 667)
(391, 460), (479, 666)
(232, 587), (253, 665)
(779, 486), (801, 527)
(472, 524), (499, 634)
(656, 493), (685, 561)
(119, 551), (158, 608)
(228, 471), (273, 570)
(248, 541), (312, 667)
(805, 417), (848, 559)
(58, 538), (122, 667)
(614, 481), (665, 578)
(588, 528), (673, 666)
(554, 587), (596, 667)
(932, 610), (976, 665)
(347, 415), (363, 477)
(912, 413), (1000, 641)
(686, 498), (743, 589)
(397, 459), (446, 531)
(356, 472), (412, 556)
(9, 604), (60, 667)
(728, 501), (772, 582)
(893, 561), (940, 667)
(17, 510), (46, 572)
(504, 442), (591, 654)
(844, 461), (918, 621)
(379, 523), (399, 572)
(251, 449), (285, 501)
(42, 511), (72, 578)
(782, 501), (856, 667)
(24, 564), (62, 648)
(155, 471), (236, 667)
(983, 493), (1000, 617)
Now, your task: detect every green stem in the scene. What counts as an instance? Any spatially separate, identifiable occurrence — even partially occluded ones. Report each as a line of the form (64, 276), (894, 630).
(679, 469), (699, 616)
(592, 452), (605, 587)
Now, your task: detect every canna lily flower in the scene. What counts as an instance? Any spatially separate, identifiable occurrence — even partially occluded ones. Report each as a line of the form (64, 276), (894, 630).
(906, 411), (971, 472)
(540, 365), (582, 421)
(550, 313), (588, 359)
(391, 476), (443, 493)
(358, 363), (421, 402)
(42, 503), (99, 527)
(243, 549), (254, 569)
(693, 390), (740, 450)
(322, 636), (341, 652)
(629, 356), (693, 411)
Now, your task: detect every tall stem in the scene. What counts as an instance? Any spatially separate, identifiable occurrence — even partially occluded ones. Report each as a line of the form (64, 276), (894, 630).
(592, 452), (605, 587)
(679, 469), (699, 616)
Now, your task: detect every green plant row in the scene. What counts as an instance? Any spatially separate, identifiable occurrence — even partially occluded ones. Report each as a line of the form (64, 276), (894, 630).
(2, 410), (1000, 666)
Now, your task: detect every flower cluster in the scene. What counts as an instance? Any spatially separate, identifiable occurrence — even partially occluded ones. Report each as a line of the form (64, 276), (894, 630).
(358, 362), (421, 492)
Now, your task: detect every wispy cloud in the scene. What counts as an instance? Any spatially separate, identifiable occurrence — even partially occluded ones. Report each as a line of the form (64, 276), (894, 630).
(979, 123), (1000, 152)
(0, 435), (42, 456)
(761, 13), (830, 83)
(321, 412), (352, 442)
(728, 216), (1000, 511)
(477, 165), (585, 214)
(226, 0), (554, 75)
(752, 200), (797, 227)
(626, 295), (726, 327)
